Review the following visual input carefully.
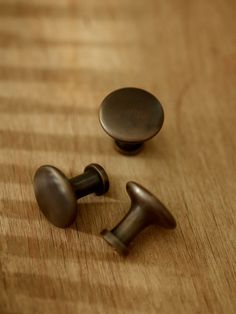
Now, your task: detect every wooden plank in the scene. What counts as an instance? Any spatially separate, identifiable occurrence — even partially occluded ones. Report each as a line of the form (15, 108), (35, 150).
(0, 0), (235, 313)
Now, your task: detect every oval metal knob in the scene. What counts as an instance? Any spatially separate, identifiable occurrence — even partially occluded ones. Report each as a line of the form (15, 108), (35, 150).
(101, 181), (176, 255)
(34, 164), (109, 228)
(99, 87), (164, 155)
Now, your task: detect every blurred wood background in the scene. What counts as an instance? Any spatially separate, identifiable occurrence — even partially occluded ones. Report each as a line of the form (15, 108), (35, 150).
(0, 0), (235, 313)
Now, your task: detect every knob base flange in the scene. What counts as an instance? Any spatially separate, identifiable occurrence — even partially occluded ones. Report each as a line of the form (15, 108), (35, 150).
(101, 229), (129, 256)
(115, 141), (143, 155)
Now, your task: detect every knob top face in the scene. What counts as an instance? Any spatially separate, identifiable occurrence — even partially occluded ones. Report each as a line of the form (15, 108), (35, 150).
(126, 181), (176, 229)
(99, 87), (164, 143)
(34, 165), (77, 228)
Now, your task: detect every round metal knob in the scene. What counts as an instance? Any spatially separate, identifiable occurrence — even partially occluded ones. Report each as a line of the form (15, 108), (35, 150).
(101, 181), (176, 255)
(99, 87), (164, 154)
(34, 164), (109, 228)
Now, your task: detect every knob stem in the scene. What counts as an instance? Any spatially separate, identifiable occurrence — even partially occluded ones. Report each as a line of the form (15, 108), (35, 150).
(112, 205), (150, 245)
(115, 140), (143, 154)
(70, 170), (101, 198)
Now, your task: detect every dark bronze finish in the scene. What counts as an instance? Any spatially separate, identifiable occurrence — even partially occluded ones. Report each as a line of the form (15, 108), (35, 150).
(99, 87), (164, 155)
(101, 181), (176, 255)
(34, 164), (109, 228)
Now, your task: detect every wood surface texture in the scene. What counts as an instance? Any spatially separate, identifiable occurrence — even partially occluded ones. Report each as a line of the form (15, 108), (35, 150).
(0, 0), (235, 313)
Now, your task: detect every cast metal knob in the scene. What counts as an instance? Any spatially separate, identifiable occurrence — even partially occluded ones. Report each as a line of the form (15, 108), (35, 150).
(99, 87), (164, 154)
(34, 164), (109, 228)
(101, 181), (176, 255)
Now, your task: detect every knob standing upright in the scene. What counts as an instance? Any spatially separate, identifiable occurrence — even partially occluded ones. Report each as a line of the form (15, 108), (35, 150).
(99, 87), (164, 155)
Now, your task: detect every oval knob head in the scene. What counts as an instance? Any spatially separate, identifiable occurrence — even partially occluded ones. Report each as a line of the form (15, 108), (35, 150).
(34, 165), (77, 228)
(126, 181), (176, 229)
(99, 87), (164, 153)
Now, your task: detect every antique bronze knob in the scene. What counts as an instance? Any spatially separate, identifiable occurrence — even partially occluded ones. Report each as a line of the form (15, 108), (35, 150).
(101, 181), (176, 255)
(99, 87), (164, 154)
(34, 164), (109, 228)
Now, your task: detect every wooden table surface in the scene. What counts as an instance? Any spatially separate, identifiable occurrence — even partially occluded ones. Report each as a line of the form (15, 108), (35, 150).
(0, 0), (235, 313)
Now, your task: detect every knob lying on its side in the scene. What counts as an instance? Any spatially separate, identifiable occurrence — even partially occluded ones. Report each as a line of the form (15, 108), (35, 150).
(101, 181), (176, 255)
(99, 87), (164, 155)
(34, 164), (109, 228)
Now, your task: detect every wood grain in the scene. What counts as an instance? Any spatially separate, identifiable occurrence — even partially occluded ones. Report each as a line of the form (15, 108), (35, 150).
(0, 0), (235, 313)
